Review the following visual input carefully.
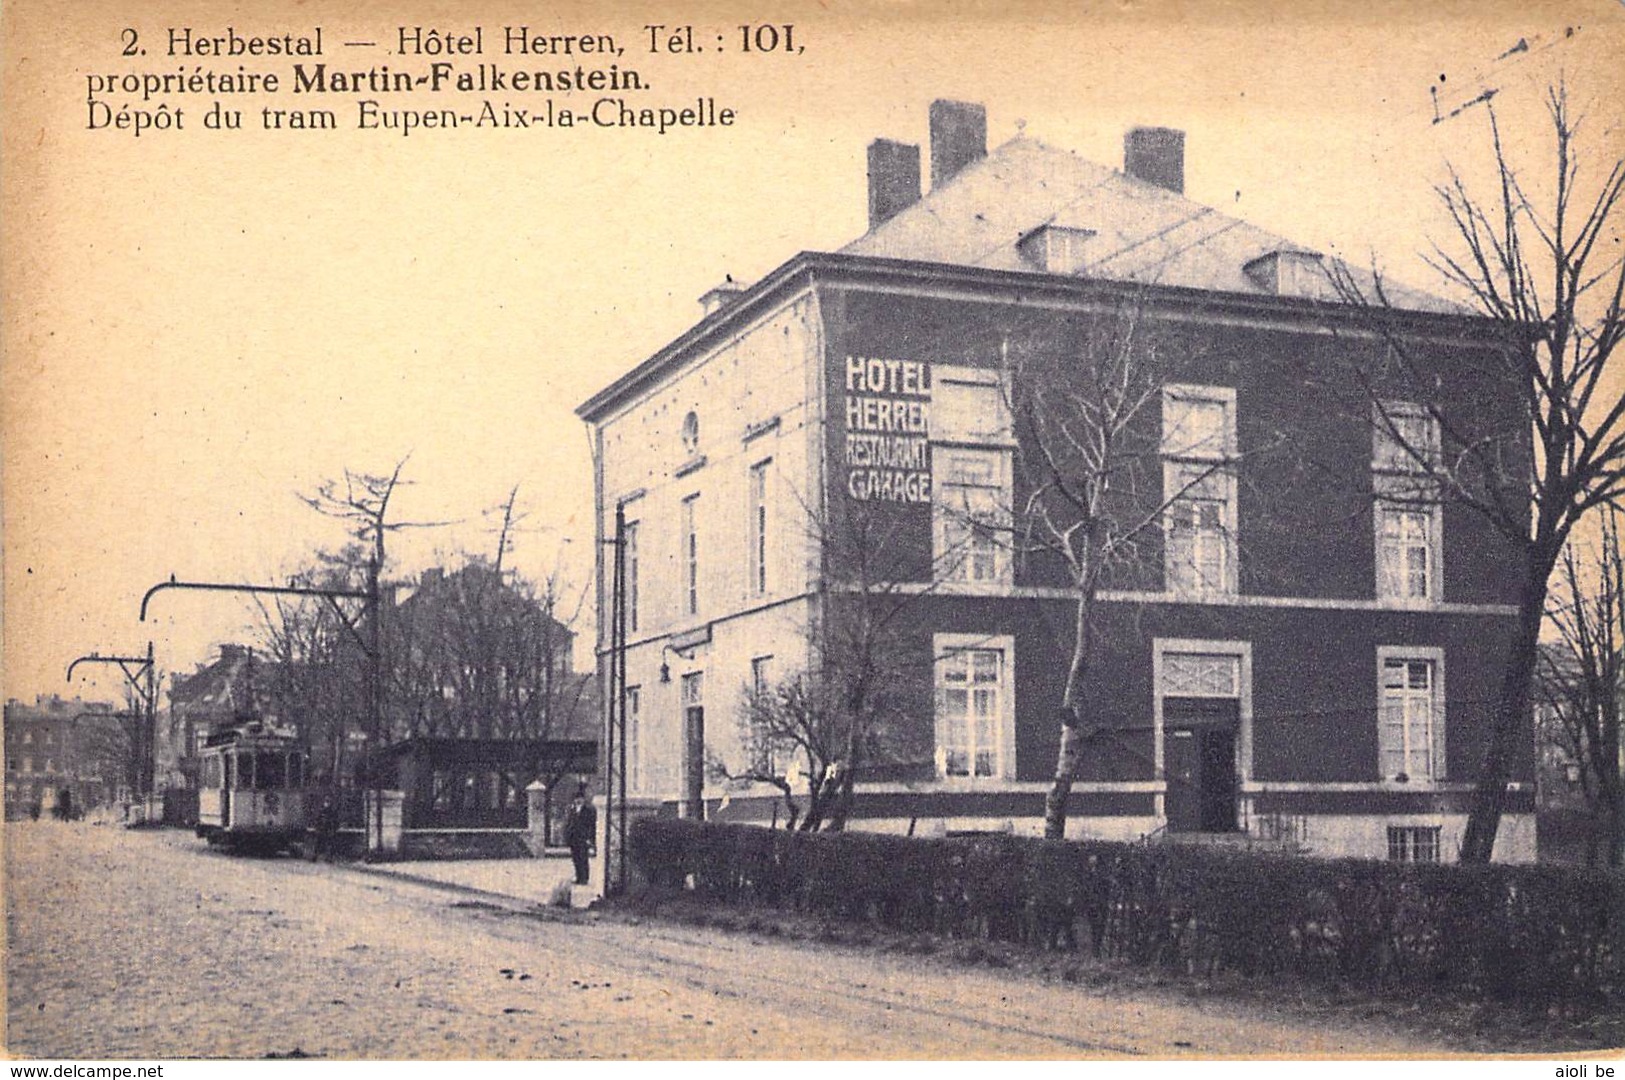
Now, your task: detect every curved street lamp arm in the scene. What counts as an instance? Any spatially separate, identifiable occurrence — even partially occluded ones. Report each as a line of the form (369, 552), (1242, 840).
(139, 577), (369, 622)
(66, 653), (147, 683)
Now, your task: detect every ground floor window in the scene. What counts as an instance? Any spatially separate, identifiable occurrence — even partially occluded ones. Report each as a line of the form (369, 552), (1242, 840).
(625, 685), (642, 794)
(1387, 825), (1441, 863)
(933, 635), (1013, 779)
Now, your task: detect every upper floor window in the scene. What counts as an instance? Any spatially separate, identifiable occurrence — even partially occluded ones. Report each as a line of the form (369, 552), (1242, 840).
(1377, 505), (1436, 601)
(1379, 648), (1445, 782)
(750, 655), (773, 697)
(1163, 386), (1235, 461)
(933, 366), (1013, 445)
(1163, 386), (1237, 595)
(681, 494), (700, 616)
(748, 459), (772, 598)
(1373, 403), (1442, 602)
(1373, 402), (1439, 473)
(681, 411), (700, 455)
(932, 366), (1013, 587)
(934, 449), (1011, 585)
(624, 520), (640, 634)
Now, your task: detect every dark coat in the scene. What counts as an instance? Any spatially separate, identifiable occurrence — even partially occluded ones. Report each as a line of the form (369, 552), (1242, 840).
(564, 799), (597, 847)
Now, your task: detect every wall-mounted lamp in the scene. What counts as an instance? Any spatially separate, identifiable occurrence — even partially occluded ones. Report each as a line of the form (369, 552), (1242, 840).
(659, 642), (679, 683)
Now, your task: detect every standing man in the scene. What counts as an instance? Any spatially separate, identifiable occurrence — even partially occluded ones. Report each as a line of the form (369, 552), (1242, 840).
(309, 788), (338, 862)
(564, 782), (597, 886)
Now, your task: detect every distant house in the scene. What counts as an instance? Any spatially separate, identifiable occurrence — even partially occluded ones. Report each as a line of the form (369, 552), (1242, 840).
(387, 562), (596, 743)
(4, 695), (122, 818)
(357, 564), (599, 854)
(165, 644), (273, 789)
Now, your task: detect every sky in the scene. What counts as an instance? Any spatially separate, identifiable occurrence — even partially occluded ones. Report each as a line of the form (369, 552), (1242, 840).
(4, 0), (1622, 708)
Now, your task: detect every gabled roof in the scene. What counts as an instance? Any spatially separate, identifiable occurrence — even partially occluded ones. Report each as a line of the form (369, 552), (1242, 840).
(842, 135), (1457, 314)
(170, 646), (267, 715)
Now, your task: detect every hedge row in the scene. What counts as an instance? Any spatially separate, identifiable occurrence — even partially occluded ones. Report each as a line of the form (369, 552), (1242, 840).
(628, 818), (1625, 1004)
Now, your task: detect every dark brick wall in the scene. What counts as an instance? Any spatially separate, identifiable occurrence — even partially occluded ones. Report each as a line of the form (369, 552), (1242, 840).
(820, 286), (1526, 606)
(813, 281), (1529, 809)
(855, 594), (1527, 788)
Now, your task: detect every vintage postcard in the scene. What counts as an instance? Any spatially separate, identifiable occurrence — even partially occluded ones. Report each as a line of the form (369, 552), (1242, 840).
(4, 0), (1623, 1065)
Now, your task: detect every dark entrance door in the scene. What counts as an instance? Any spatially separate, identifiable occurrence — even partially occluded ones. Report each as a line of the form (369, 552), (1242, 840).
(1163, 697), (1239, 832)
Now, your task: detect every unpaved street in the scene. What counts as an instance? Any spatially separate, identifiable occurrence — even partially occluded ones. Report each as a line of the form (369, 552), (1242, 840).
(5, 822), (1436, 1059)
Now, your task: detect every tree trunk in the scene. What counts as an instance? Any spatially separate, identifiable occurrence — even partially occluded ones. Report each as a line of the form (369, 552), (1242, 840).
(799, 760), (829, 832)
(1044, 720), (1085, 840)
(1460, 559), (1551, 863)
(827, 751), (859, 832)
(1044, 587), (1095, 841)
(1600, 750), (1625, 868)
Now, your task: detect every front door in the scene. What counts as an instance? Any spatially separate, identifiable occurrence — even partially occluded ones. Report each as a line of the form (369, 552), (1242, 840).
(1164, 697), (1239, 832)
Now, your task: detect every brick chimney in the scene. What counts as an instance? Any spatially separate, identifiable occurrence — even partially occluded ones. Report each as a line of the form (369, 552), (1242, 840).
(867, 138), (921, 229)
(929, 99), (986, 190)
(1124, 126), (1185, 194)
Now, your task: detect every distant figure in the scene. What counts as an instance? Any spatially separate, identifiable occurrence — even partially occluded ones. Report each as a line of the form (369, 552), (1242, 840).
(564, 783), (597, 886)
(54, 789), (74, 823)
(29, 800), (41, 821)
(310, 790), (339, 862)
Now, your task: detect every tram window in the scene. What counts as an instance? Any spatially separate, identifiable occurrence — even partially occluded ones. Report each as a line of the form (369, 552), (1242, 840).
(236, 752), (254, 791)
(288, 754), (303, 790)
(223, 755), (235, 791)
(257, 752), (285, 790)
(202, 757), (219, 788)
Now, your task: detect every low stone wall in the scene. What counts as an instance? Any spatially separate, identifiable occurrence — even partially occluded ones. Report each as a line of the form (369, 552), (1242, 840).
(396, 829), (534, 861)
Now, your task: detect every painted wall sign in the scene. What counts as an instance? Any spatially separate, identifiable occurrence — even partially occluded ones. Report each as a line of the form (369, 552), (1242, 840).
(843, 355), (931, 502)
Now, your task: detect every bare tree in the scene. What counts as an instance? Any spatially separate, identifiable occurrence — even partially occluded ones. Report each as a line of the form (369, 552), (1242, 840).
(295, 457), (456, 803)
(1009, 299), (1280, 839)
(712, 498), (938, 832)
(74, 704), (143, 806)
(298, 457), (455, 580)
(1331, 83), (1625, 860)
(254, 546), (373, 783)
(1540, 506), (1625, 866)
(389, 556), (589, 744)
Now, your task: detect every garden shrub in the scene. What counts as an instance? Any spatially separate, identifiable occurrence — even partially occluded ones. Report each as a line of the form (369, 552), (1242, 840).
(627, 818), (1624, 1005)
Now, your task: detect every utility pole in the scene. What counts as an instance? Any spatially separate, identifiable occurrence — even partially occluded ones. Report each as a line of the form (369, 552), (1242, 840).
(66, 643), (157, 806)
(600, 505), (629, 896)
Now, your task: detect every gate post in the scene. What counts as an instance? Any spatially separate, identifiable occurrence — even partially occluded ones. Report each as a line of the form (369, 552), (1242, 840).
(525, 780), (549, 856)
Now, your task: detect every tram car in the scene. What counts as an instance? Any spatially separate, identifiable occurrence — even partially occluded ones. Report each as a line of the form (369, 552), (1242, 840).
(196, 721), (309, 853)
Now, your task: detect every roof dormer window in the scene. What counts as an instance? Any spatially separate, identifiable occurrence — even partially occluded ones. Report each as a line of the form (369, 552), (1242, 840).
(1018, 224), (1096, 275)
(1243, 248), (1330, 298)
